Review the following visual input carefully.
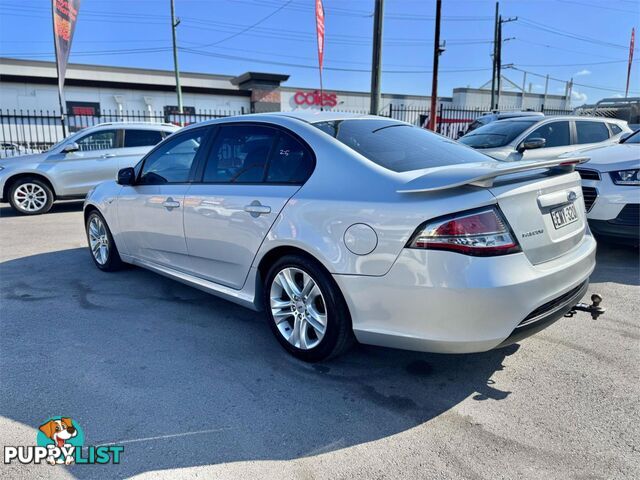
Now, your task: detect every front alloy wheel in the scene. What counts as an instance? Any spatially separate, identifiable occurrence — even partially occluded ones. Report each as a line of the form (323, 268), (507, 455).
(9, 178), (54, 215)
(85, 211), (123, 272)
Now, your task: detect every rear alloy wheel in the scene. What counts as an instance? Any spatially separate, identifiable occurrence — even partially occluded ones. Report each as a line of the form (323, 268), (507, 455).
(9, 178), (53, 215)
(85, 211), (124, 272)
(265, 255), (354, 361)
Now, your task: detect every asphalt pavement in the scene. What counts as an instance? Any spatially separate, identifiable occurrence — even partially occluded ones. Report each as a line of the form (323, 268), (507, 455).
(0, 201), (638, 480)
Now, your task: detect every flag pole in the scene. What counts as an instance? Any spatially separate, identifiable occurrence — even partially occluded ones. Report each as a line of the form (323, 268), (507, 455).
(315, 0), (325, 111)
(51, 3), (67, 137)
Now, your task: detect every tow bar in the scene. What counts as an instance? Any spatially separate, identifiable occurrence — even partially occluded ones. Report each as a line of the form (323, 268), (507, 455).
(565, 293), (605, 320)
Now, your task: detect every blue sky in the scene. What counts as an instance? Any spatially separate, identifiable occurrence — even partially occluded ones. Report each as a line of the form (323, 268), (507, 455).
(1, 0), (638, 106)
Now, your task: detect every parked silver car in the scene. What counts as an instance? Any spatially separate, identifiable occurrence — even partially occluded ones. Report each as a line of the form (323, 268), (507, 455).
(0, 122), (178, 214)
(84, 112), (596, 361)
(459, 116), (631, 161)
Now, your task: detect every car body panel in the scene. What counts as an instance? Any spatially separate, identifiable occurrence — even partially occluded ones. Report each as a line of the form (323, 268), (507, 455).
(84, 112), (597, 354)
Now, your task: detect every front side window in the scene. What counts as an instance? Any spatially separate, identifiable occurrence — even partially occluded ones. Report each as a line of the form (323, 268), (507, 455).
(315, 119), (492, 172)
(458, 120), (539, 149)
(124, 129), (164, 148)
(203, 125), (277, 183)
(525, 121), (570, 148)
(266, 133), (315, 183)
(76, 130), (118, 151)
(575, 121), (610, 144)
(139, 129), (204, 184)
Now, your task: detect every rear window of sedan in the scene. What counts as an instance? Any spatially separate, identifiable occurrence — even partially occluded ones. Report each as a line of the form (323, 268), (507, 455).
(313, 119), (490, 173)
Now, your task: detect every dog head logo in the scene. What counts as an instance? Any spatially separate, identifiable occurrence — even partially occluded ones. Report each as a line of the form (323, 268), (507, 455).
(36, 417), (84, 465)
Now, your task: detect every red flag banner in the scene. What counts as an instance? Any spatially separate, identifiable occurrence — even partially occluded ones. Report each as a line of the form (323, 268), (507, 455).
(52, 0), (81, 98)
(626, 28), (635, 98)
(315, 0), (325, 72)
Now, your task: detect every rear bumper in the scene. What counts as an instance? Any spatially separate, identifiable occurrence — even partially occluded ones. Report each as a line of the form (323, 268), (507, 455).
(333, 232), (596, 354)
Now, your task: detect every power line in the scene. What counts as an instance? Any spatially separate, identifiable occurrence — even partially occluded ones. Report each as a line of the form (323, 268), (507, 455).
(508, 66), (640, 95)
(192, 0), (293, 49)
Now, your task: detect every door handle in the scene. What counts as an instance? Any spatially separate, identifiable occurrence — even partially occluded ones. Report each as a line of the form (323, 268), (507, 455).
(100, 153), (116, 158)
(163, 198), (181, 210)
(244, 202), (271, 217)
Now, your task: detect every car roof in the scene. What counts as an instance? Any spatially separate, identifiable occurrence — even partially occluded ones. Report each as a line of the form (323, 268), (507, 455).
(92, 121), (178, 130)
(493, 115), (627, 124)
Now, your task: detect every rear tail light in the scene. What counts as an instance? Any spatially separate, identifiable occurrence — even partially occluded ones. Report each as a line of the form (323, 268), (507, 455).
(407, 206), (521, 256)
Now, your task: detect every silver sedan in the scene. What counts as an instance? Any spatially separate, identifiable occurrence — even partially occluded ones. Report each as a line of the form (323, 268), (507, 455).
(84, 112), (596, 361)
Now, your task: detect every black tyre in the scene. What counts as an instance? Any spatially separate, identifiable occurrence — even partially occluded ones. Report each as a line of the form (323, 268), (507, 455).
(85, 210), (124, 272)
(264, 254), (354, 362)
(8, 177), (54, 215)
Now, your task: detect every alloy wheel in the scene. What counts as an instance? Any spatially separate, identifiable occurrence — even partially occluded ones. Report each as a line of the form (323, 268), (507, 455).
(88, 215), (110, 265)
(13, 183), (47, 212)
(270, 267), (327, 350)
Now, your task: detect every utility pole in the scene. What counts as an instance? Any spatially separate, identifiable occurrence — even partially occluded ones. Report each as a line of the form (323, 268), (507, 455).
(542, 74), (549, 111)
(428, 0), (443, 131)
(369, 0), (384, 115)
(170, 0), (184, 115)
(521, 71), (527, 109)
(495, 15), (517, 110)
(490, 2), (498, 111)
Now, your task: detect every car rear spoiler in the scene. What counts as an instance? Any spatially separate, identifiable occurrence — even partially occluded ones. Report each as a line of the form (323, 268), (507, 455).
(397, 157), (590, 193)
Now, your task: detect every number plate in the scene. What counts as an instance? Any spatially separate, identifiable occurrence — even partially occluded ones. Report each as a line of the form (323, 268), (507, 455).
(551, 203), (578, 229)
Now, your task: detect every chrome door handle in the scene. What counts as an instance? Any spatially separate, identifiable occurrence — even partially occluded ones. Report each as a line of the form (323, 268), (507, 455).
(100, 153), (116, 158)
(162, 198), (181, 210)
(244, 202), (271, 217)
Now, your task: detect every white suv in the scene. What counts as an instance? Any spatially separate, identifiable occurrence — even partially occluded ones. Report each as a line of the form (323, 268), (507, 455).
(0, 122), (178, 214)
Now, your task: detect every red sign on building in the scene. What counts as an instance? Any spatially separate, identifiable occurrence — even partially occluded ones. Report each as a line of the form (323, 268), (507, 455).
(293, 90), (337, 108)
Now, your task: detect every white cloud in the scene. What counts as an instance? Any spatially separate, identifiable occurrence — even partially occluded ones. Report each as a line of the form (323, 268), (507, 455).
(571, 90), (588, 104)
(575, 69), (591, 77)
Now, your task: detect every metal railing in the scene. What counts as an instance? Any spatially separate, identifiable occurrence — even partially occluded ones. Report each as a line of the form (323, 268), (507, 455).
(0, 108), (244, 157)
(0, 104), (596, 157)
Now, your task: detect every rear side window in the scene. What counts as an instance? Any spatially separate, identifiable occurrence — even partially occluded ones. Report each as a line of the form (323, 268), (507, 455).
(608, 123), (622, 135)
(203, 125), (277, 183)
(266, 133), (315, 183)
(316, 119), (490, 172)
(575, 121), (610, 144)
(124, 129), (164, 148)
(525, 121), (570, 148)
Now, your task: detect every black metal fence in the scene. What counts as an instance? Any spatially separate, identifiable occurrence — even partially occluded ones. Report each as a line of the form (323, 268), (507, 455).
(0, 104), (577, 157)
(0, 108), (244, 157)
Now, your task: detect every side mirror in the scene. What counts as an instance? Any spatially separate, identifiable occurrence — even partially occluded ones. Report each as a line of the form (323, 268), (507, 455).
(619, 132), (632, 143)
(62, 142), (79, 153)
(517, 137), (546, 153)
(117, 167), (135, 186)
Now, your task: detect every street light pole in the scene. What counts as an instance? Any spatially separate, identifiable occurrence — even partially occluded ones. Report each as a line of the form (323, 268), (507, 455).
(170, 0), (184, 115)
(369, 0), (384, 115)
(427, 0), (443, 131)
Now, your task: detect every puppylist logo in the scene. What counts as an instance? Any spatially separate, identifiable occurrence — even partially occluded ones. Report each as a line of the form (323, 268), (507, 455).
(3, 417), (124, 465)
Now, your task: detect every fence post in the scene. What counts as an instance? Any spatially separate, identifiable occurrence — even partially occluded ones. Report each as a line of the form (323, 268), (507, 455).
(388, 104), (393, 118)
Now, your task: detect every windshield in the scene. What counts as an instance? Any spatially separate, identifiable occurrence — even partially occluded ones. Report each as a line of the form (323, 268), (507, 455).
(623, 130), (640, 144)
(459, 119), (539, 149)
(313, 119), (491, 172)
